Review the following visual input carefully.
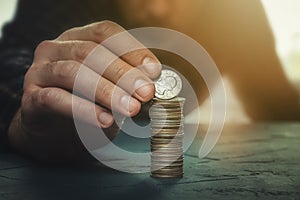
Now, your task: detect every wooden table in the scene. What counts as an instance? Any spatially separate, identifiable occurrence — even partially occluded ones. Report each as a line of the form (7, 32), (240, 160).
(0, 123), (299, 200)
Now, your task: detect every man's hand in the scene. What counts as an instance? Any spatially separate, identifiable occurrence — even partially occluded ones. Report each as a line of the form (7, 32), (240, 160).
(8, 21), (161, 162)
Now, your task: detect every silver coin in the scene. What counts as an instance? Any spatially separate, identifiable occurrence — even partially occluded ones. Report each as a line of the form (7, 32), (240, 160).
(152, 131), (184, 135)
(151, 111), (182, 114)
(151, 167), (183, 172)
(152, 137), (183, 142)
(151, 122), (183, 126)
(151, 132), (184, 137)
(151, 160), (183, 164)
(154, 70), (182, 100)
(151, 123), (182, 127)
(151, 129), (183, 133)
(151, 150), (183, 154)
(151, 128), (184, 132)
(155, 162), (183, 165)
(151, 174), (183, 178)
(151, 145), (182, 150)
(151, 169), (183, 173)
(151, 116), (183, 120)
(151, 144), (183, 148)
(152, 135), (183, 138)
(152, 155), (183, 159)
(152, 97), (185, 103)
(151, 137), (183, 142)
(150, 107), (183, 111)
(152, 131), (182, 135)
(150, 111), (183, 116)
(151, 147), (183, 151)
(151, 148), (183, 152)
(151, 132), (183, 136)
(150, 116), (183, 120)
(152, 138), (182, 142)
(151, 153), (183, 157)
(151, 172), (183, 176)
(151, 122), (182, 125)
(151, 159), (184, 164)
(151, 144), (182, 148)
(150, 174), (183, 179)
(151, 165), (183, 170)
(152, 165), (183, 170)
(151, 119), (182, 123)
(151, 146), (183, 150)
(151, 158), (182, 161)
(152, 137), (183, 141)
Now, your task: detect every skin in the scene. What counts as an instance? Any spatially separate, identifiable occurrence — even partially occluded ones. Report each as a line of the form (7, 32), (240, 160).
(8, 0), (300, 162)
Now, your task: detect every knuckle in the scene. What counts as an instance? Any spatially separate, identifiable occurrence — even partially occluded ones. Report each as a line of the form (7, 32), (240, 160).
(23, 63), (42, 87)
(58, 27), (80, 40)
(97, 20), (115, 29)
(92, 20), (120, 38)
(34, 40), (53, 58)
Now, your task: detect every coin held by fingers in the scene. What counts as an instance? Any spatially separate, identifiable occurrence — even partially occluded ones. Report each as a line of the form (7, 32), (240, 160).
(154, 69), (183, 100)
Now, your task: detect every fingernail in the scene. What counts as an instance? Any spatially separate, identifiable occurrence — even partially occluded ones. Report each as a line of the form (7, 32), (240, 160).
(121, 95), (139, 114)
(134, 79), (154, 101)
(99, 112), (113, 127)
(142, 57), (161, 75)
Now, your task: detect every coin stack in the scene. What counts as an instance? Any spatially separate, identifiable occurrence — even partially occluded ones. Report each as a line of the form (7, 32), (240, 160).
(150, 97), (185, 178)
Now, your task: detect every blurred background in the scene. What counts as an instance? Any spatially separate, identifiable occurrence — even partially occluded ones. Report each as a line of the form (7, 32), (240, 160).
(0, 0), (299, 124)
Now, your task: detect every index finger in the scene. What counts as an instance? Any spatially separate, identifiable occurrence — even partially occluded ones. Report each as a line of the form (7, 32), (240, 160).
(56, 20), (161, 79)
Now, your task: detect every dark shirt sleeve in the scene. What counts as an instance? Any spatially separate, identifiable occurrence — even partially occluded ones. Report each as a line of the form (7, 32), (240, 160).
(0, 0), (117, 149)
(0, 0), (37, 149)
(0, 45), (32, 149)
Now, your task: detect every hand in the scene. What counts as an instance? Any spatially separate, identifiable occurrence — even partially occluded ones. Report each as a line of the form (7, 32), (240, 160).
(8, 21), (161, 163)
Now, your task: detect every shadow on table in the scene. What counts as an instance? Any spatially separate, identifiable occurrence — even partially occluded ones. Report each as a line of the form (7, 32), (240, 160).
(23, 162), (180, 200)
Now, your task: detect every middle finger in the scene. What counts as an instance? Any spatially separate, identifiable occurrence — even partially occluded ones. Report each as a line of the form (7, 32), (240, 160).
(34, 40), (155, 102)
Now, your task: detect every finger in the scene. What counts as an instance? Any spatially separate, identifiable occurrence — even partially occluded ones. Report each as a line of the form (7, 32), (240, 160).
(29, 86), (114, 128)
(56, 21), (161, 78)
(102, 62), (155, 102)
(34, 41), (155, 102)
(29, 61), (141, 116)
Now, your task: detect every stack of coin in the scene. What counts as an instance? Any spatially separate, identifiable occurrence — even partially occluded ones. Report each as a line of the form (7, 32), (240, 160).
(150, 97), (185, 178)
